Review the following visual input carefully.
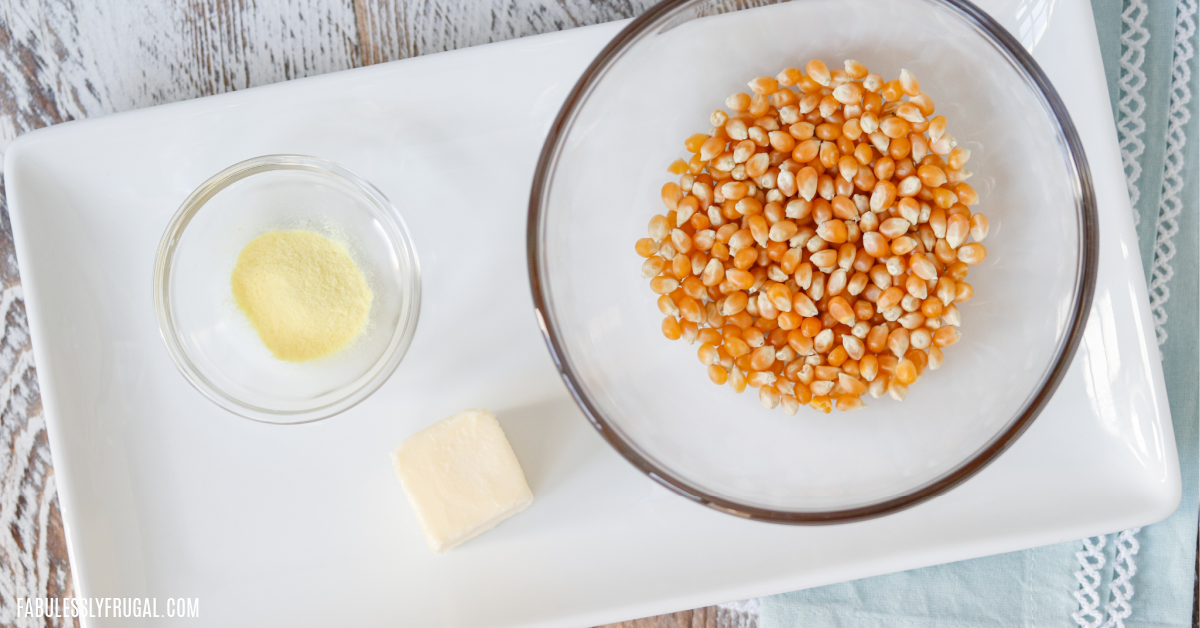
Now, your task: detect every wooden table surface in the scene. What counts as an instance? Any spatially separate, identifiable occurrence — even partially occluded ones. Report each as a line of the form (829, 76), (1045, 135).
(1, 3), (1193, 628)
(0, 1), (757, 626)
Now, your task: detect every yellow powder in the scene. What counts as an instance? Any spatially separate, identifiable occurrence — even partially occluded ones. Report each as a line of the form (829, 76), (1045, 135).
(231, 230), (373, 362)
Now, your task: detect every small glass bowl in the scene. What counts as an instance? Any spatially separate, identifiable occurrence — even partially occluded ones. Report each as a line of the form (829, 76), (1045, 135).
(529, 0), (1098, 522)
(154, 155), (421, 424)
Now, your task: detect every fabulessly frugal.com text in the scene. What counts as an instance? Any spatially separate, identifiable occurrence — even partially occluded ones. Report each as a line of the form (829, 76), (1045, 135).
(14, 597), (199, 619)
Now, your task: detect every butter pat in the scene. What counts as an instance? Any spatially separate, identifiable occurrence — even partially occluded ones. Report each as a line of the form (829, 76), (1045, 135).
(390, 409), (533, 553)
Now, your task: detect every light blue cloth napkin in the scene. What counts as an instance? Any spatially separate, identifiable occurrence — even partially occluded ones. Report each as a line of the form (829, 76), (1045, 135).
(760, 0), (1198, 626)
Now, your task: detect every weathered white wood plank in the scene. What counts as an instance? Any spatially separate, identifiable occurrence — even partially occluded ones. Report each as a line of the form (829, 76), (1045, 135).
(0, 263), (71, 627)
(0, 0), (361, 146)
(598, 603), (760, 628)
(353, 0), (657, 64)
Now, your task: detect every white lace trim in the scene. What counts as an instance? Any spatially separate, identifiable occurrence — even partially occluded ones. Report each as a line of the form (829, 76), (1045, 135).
(1101, 528), (1143, 628)
(1075, 2), (1196, 627)
(1073, 535), (1107, 628)
(1148, 0), (1197, 347)
(1071, 530), (1141, 628)
(1118, 0), (1151, 224)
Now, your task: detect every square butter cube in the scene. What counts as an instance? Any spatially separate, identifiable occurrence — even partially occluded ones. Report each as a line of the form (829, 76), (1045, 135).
(391, 409), (533, 553)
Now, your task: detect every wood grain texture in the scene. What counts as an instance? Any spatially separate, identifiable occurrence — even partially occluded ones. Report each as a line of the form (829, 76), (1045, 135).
(0, 4), (87, 622)
(0, 0), (361, 148)
(0, 2), (756, 627)
(0, 182), (71, 628)
(353, 0), (657, 64)
(597, 602), (759, 628)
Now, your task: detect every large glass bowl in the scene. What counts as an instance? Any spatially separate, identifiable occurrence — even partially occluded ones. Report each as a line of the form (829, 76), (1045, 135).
(529, 0), (1097, 522)
(155, 155), (421, 424)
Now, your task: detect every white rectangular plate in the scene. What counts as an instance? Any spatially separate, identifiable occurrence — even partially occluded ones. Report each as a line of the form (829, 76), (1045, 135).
(4, 0), (1179, 626)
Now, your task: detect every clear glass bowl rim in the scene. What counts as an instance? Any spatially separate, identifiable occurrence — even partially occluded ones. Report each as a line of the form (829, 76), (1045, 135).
(527, 0), (1099, 523)
(153, 154), (422, 425)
